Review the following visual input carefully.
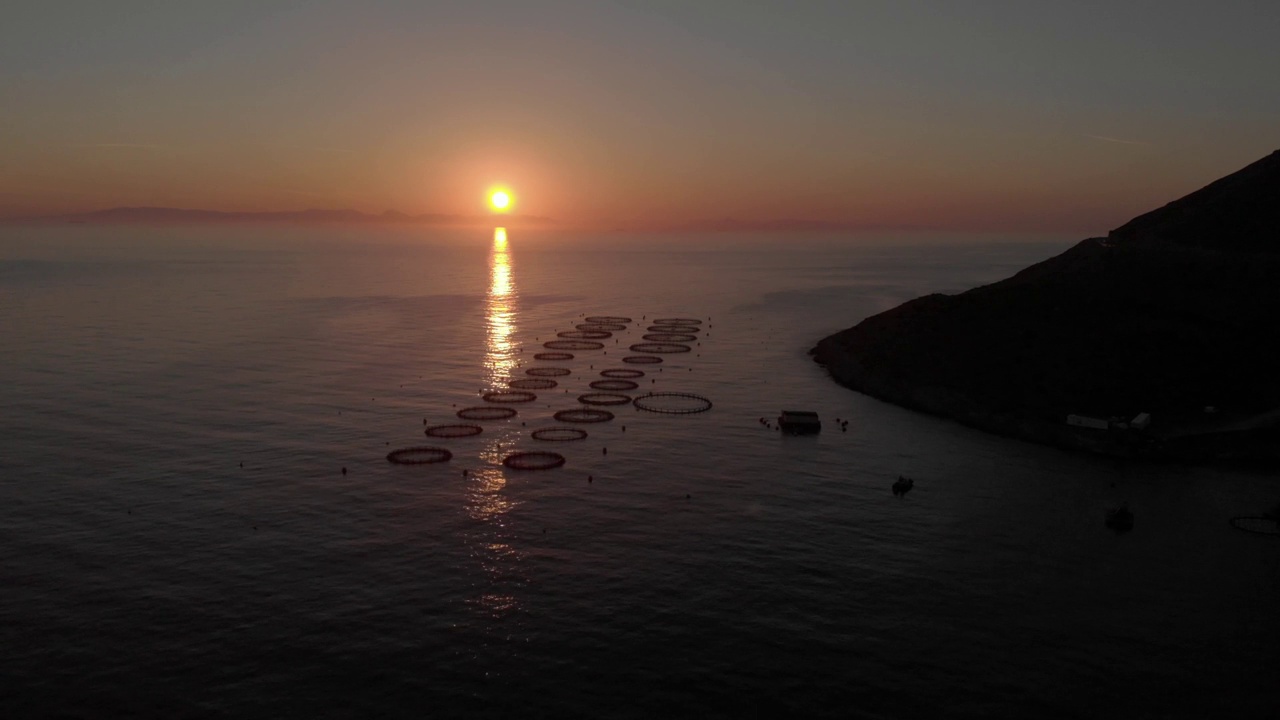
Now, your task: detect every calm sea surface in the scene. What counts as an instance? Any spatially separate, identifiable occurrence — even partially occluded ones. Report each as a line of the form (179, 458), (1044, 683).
(2, 225), (1277, 719)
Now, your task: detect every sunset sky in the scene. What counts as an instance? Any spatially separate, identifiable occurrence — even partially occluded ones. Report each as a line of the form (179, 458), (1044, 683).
(2, 1), (1277, 231)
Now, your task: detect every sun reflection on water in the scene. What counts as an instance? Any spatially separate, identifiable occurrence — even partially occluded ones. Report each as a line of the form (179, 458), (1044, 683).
(465, 226), (524, 619)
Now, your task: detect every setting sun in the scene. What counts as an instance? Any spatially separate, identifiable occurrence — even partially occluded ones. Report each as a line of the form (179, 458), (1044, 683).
(490, 190), (511, 212)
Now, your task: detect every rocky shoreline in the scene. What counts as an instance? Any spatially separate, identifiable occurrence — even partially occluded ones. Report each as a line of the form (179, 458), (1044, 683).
(810, 150), (1280, 467)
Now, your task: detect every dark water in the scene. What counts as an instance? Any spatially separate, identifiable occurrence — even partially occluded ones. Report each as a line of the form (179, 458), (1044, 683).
(2, 226), (1277, 719)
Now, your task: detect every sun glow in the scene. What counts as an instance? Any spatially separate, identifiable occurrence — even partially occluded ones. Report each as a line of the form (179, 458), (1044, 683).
(489, 189), (511, 212)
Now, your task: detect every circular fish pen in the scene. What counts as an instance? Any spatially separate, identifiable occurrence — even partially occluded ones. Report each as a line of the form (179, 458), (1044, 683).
(577, 322), (627, 332)
(387, 446), (453, 464)
(578, 392), (632, 406)
(535, 352), (574, 361)
(643, 333), (698, 343)
(526, 367), (571, 377)
(648, 325), (699, 334)
(482, 390), (538, 404)
(503, 451), (566, 471)
(633, 392), (713, 414)
(652, 318), (702, 326)
(557, 330), (612, 340)
(545, 340), (605, 351)
(601, 368), (645, 379)
(586, 315), (632, 324)
(1229, 517), (1280, 536)
(590, 379), (640, 391)
(554, 408), (615, 423)
(509, 378), (557, 390)
(457, 406), (517, 421)
(629, 342), (691, 354)
(424, 424), (483, 438)
(623, 355), (663, 365)
(531, 427), (589, 442)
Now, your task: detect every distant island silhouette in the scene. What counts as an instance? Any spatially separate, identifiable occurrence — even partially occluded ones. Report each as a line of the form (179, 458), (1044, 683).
(812, 149), (1280, 464)
(8, 206), (556, 227)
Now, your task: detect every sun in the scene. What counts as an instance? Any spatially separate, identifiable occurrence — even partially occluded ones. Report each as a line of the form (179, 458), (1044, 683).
(489, 190), (511, 212)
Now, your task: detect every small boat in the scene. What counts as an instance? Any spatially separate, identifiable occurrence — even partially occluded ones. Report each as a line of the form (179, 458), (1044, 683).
(1105, 503), (1134, 532)
(778, 410), (821, 434)
(892, 476), (914, 496)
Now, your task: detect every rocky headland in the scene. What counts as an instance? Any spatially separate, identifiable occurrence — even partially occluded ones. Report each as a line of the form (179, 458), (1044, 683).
(812, 150), (1280, 464)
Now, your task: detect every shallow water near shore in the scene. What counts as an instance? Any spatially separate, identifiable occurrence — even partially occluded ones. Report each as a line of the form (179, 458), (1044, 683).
(2, 225), (1277, 718)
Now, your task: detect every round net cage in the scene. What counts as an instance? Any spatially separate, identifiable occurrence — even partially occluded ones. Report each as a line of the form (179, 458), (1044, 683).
(601, 368), (645, 379)
(554, 408), (615, 423)
(482, 390), (538, 404)
(629, 342), (691, 354)
(652, 318), (702, 326)
(526, 367), (571, 377)
(503, 451), (566, 470)
(1229, 517), (1280, 536)
(648, 325), (700, 334)
(535, 352), (575, 361)
(545, 340), (605, 351)
(424, 424), (483, 438)
(633, 392), (713, 414)
(623, 355), (663, 364)
(586, 315), (632, 324)
(591, 379), (639, 391)
(457, 406), (518, 421)
(509, 378), (558, 390)
(531, 427), (589, 442)
(577, 322), (627, 332)
(387, 446), (453, 464)
(558, 330), (612, 340)
(578, 392), (632, 406)
(643, 333), (698, 343)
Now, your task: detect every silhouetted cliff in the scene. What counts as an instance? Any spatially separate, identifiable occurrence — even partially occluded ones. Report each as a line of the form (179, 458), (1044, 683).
(812, 150), (1280, 462)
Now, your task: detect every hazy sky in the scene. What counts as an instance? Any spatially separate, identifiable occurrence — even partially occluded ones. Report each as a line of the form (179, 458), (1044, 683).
(2, 0), (1277, 231)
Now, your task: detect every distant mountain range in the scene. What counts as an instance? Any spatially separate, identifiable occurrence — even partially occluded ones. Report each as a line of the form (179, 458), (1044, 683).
(8, 206), (556, 226)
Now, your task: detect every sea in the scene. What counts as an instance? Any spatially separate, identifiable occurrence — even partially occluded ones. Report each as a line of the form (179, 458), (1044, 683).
(1, 224), (1277, 719)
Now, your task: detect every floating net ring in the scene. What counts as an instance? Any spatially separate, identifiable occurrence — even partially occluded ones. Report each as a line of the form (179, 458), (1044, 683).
(577, 323), (627, 332)
(578, 392), (632, 406)
(630, 342), (691, 354)
(585, 315), (632, 324)
(457, 406), (517, 421)
(425, 424), (483, 438)
(643, 333), (698, 343)
(483, 390), (538, 404)
(545, 340), (605, 351)
(503, 451), (566, 471)
(526, 367), (571, 377)
(633, 392), (713, 414)
(1229, 517), (1280, 536)
(557, 330), (612, 340)
(652, 318), (702, 326)
(554, 408), (615, 423)
(509, 378), (557, 390)
(601, 368), (645, 379)
(623, 355), (663, 365)
(531, 427), (589, 442)
(648, 325), (700, 334)
(387, 446), (453, 464)
(591, 379), (640, 391)
(535, 352), (574, 361)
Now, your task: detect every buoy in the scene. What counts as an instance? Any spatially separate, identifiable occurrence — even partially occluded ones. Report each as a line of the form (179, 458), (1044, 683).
(622, 426), (626, 431)
(463, 469), (468, 476)
(603, 447), (607, 455)
(686, 494), (691, 500)
(342, 467), (347, 475)
(588, 475), (593, 483)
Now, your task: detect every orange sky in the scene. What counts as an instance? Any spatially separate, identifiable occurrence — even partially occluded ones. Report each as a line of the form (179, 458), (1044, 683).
(2, 2), (1277, 233)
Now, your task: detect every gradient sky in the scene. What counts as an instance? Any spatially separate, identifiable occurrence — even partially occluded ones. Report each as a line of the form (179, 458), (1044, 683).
(2, 0), (1277, 231)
